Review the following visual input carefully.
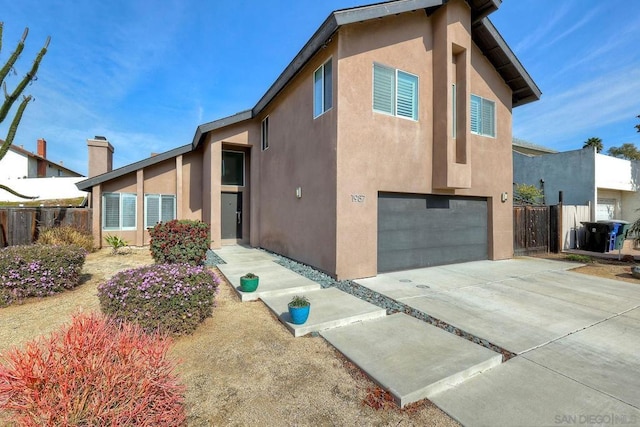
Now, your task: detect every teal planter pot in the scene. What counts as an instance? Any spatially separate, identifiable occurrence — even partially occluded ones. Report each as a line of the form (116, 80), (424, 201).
(288, 304), (310, 325)
(240, 276), (259, 292)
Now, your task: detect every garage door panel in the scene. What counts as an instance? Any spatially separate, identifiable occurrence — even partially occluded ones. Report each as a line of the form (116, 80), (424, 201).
(378, 193), (488, 272)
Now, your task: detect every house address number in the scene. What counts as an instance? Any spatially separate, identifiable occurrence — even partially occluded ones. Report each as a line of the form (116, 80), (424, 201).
(351, 194), (365, 203)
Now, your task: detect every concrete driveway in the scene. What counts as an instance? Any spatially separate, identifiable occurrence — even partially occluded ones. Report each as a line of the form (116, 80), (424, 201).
(356, 258), (640, 426)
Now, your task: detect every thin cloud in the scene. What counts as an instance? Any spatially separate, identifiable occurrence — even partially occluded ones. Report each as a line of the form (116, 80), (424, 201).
(514, 1), (572, 53)
(514, 66), (640, 145)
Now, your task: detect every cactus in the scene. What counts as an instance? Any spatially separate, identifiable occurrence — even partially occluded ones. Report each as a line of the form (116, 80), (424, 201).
(0, 22), (50, 199)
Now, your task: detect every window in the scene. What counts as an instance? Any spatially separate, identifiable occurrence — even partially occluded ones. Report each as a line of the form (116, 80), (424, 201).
(470, 94), (495, 137)
(373, 63), (418, 120)
(145, 194), (176, 228)
(261, 116), (269, 151)
(222, 150), (244, 186)
(314, 59), (333, 118)
(103, 193), (136, 230)
(452, 84), (457, 139)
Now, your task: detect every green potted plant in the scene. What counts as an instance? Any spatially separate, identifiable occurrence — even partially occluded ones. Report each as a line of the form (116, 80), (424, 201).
(288, 295), (310, 325)
(240, 273), (259, 292)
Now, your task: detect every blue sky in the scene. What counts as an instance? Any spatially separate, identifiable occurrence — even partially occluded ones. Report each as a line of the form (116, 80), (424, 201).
(1, 0), (639, 175)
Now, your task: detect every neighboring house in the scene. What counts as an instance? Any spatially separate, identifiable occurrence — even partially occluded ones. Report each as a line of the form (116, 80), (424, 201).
(512, 137), (557, 156)
(77, 0), (540, 280)
(0, 138), (82, 179)
(0, 138), (87, 203)
(513, 146), (640, 222)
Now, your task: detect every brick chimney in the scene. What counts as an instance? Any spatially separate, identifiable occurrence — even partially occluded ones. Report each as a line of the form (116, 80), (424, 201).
(87, 136), (114, 178)
(37, 138), (47, 158)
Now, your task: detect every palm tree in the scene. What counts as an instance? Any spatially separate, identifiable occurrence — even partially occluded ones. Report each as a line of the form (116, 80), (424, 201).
(583, 137), (603, 153)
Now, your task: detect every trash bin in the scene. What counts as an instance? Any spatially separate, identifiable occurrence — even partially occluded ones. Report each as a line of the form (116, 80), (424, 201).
(581, 222), (612, 252)
(596, 220), (630, 252)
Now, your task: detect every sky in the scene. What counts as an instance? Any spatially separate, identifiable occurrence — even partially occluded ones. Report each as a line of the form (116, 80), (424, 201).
(1, 0), (639, 176)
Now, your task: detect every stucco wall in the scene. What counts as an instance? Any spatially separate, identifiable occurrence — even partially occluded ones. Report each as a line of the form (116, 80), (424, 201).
(513, 148), (596, 207)
(254, 42), (338, 275)
(1, 150), (29, 179)
(334, 0), (514, 278)
(91, 153), (203, 248)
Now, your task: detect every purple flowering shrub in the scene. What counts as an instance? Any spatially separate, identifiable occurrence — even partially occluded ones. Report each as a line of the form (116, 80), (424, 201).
(0, 245), (87, 307)
(98, 264), (220, 335)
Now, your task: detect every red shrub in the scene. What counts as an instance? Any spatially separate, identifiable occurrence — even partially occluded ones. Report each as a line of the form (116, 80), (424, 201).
(0, 313), (186, 426)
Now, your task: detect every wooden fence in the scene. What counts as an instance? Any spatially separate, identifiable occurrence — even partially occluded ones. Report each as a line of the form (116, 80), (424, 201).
(0, 208), (92, 247)
(514, 205), (554, 255)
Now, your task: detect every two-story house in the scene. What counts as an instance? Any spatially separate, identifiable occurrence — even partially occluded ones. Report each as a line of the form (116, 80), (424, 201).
(77, 0), (540, 280)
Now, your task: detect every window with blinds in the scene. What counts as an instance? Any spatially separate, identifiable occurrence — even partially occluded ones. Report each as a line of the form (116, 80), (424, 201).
(102, 193), (137, 230)
(373, 63), (418, 121)
(470, 94), (496, 137)
(144, 194), (176, 228)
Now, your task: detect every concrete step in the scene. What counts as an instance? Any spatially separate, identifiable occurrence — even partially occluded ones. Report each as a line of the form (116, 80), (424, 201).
(321, 313), (502, 408)
(218, 261), (321, 302)
(215, 245), (276, 264)
(261, 287), (387, 337)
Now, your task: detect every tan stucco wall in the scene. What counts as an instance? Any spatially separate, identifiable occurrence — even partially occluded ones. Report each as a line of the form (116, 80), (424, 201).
(254, 42), (338, 275)
(334, 0), (513, 278)
(91, 152), (204, 248)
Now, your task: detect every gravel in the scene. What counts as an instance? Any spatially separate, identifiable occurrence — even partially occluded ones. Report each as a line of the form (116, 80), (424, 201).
(266, 249), (515, 360)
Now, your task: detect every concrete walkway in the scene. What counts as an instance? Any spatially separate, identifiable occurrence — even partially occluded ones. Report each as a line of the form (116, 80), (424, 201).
(215, 247), (640, 425)
(357, 258), (640, 426)
(214, 245), (502, 407)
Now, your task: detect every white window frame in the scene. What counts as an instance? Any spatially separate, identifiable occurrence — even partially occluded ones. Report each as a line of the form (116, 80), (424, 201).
(221, 150), (245, 187)
(313, 58), (333, 118)
(470, 94), (496, 138)
(372, 63), (419, 121)
(144, 194), (177, 228)
(102, 192), (137, 231)
(261, 116), (269, 151)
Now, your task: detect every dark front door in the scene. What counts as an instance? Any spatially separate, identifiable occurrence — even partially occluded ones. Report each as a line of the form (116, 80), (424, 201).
(221, 192), (242, 239)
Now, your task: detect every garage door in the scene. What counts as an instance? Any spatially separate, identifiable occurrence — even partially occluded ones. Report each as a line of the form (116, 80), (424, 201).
(378, 193), (488, 272)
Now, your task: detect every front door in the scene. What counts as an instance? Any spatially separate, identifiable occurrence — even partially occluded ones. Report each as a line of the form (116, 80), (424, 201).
(221, 192), (242, 239)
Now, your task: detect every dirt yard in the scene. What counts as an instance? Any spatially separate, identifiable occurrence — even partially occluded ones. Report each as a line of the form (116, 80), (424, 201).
(0, 249), (457, 426)
(533, 252), (640, 284)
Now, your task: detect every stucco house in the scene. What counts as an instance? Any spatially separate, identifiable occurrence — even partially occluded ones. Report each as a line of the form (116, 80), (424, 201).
(0, 138), (87, 203)
(77, 0), (540, 280)
(1, 138), (82, 180)
(514, 146), (640, 222)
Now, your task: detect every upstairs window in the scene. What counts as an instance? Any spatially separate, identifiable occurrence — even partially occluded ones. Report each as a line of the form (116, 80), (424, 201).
(470, 94), (495, 137)
(103, 193), (136, 230)
(373, 63), (418, 121)
(261, 116), (269, 151)
(314, 59), (333, 118)
(222, 150), (244, 186)
(144, 194), (176, 228)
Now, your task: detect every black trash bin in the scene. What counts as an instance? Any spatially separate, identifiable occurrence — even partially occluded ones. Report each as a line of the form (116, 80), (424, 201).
(581, 222), (612, 252)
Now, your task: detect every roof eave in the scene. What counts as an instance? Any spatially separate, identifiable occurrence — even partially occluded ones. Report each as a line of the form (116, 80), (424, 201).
(76, 144), (192, 191)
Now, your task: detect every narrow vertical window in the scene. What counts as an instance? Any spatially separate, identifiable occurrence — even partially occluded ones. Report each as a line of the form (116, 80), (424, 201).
(314, 58), (332, 118)
(261, 116), (269, 151)
(452, 84), (457, 139)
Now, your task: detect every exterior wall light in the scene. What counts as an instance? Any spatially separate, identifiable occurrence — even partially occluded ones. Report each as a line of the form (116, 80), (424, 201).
(501, 192), (508, 203)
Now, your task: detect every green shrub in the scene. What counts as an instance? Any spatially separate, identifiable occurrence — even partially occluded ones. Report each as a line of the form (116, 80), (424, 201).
(149, 219), (210, 265)
(0, 245), (86, 307)
(104, 234), (128, 254)
(98, 263), (220, 335)
(0, 313), (186, 426)
(36, 226), (95, 252)
(566, 254), (594, 263)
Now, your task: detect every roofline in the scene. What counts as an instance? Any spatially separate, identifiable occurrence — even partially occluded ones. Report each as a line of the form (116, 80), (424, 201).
(192, 0), (539, 147)
(7, 144), (84, 177)
(478, 18), (541, 107)
(75, 144), (192, 191)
